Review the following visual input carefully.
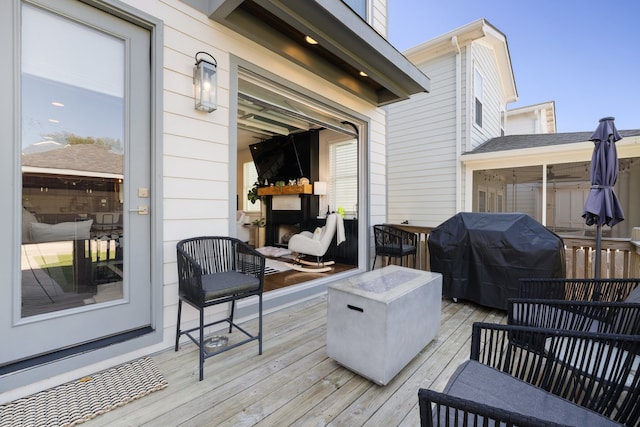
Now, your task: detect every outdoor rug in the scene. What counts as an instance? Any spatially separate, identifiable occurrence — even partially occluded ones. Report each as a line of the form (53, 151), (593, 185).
(265, 258), (293, 275)
(0, 357), (167, 427)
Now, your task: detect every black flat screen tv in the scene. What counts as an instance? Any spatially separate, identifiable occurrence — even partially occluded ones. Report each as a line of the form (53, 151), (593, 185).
(250, 134), (308, 183)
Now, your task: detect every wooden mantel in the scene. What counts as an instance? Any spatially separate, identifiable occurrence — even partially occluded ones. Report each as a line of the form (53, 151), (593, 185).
(257, 184), (313, 196)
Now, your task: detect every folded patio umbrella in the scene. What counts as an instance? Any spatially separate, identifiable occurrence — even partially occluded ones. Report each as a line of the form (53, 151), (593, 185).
(582, 117), (624, 278)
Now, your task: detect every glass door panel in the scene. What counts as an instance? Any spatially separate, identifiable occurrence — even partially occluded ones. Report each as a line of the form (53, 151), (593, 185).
(0, 0), (152, 367)
(20, 3), (125, 317)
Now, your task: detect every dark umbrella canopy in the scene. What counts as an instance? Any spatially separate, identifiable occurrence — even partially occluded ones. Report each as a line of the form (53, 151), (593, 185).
(582, 117), (624, 278)
(582, 117), (624, 227)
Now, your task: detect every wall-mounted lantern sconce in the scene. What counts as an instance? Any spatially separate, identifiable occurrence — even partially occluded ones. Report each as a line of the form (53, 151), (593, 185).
(193, 51), (217, 113)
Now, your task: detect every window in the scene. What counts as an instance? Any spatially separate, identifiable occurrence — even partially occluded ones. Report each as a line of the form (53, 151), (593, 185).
(243, 161), (261, 212)
(474, 69), (483, 127)
(329, 139), (357, 216)
(342, 0), (366, 19)
(478, 188), (487, 212)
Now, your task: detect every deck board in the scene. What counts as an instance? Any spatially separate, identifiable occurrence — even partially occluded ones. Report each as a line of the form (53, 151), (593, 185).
(86, 295), (505, 426)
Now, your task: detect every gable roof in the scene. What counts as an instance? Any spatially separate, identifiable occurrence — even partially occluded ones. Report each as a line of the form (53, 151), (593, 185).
(403, 18), (517, 104)
(467, 129), (640, 155)
(22, 144), (123, 177)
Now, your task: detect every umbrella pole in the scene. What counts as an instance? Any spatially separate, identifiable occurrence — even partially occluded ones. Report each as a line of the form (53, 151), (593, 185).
(594, 224), (602, 279)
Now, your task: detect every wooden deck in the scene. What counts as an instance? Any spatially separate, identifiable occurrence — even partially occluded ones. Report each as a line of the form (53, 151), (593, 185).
(87, 295), (506, 426)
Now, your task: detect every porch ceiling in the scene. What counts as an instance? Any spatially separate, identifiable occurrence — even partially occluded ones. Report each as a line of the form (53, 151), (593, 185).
(204, 0), (430, 106)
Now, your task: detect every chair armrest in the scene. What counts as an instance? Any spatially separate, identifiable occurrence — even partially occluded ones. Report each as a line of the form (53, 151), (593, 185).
(234, 240), (266, 281)
(386, 225), (417, 245)
(508, 298), (640, 335)
(176, 245), (205, 301)
(418, 388), (562, 427)
(375, 225), (417, 249)
(518, 278), (640, 302)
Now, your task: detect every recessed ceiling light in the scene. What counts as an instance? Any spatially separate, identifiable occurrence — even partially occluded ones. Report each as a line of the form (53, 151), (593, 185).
(51, 102), (64, 107)
(305, 36), (318, 45)
(48, 119), (59, 123)
(359, 71), (368, 77)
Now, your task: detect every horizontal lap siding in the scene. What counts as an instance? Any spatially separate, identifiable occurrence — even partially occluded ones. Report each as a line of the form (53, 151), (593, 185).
(387, 54), (457, 226)
(124, 0), (389, 348)
(470, 43), (505, 149)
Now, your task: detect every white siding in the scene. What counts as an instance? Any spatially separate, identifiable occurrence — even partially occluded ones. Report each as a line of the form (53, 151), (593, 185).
(469, 42), (505, 149)
(155, 0), (388, 350)
(371, 0), (387, 37)
(506, 112), (539, 134)
(1, 0), (389, 401)
(387, 53), (457, 226)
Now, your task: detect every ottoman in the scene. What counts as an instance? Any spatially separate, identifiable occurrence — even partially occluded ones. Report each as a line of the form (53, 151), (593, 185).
(327, 265), (442, 385)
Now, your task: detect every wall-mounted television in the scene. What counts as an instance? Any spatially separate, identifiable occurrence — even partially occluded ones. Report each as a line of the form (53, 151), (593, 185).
(249, 131), (318, 183)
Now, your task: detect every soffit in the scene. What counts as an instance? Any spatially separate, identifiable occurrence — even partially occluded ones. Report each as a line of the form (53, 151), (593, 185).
(204, 0), (430, 106)
(238, 78), (357, 138)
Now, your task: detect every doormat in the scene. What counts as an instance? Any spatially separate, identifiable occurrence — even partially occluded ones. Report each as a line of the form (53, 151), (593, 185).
(0, 357), (167, 427)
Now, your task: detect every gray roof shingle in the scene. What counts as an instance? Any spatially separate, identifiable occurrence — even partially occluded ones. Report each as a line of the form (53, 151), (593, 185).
(468, 129), (640, 154)
(22, 144), (123, 175)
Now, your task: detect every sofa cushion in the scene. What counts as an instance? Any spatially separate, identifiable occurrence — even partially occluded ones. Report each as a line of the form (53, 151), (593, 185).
(439, 360), (619, 426)
(22, 208), (39, 243)
(313, 227), (323, 240)
(624, 285), (640, 303)
(201, 271), (260, 301)
(30, 219), (93, 243)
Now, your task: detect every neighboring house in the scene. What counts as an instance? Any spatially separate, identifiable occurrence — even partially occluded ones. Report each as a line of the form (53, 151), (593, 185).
(505, 101), (556, 135)
(0, 0), (429, 401)
(387, 19), (640, 239)
(386, 19), (517, 226)
(462, 129), (640, 238)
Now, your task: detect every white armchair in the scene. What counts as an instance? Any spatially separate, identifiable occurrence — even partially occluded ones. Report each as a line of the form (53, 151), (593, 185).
(287, 213), (340, 272)
(236, 211), (251, 243)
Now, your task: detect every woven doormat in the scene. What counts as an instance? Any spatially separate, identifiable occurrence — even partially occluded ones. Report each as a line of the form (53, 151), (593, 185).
(0, 357), (167, 427)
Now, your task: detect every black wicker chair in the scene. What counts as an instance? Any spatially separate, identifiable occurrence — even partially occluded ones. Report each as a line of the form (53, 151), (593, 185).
(419, 323), (640, 426)
(470, 323), (640, 425)
(518, 278), (640, 302)
(175, 236), (265, 381)
(372, 224), (417, 270)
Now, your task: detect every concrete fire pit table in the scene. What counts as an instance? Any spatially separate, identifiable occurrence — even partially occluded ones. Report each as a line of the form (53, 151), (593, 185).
(327, 265), (442, 385)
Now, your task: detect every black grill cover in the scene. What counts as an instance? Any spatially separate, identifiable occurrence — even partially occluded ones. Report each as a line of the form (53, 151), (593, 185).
(428, 213), (565, 310)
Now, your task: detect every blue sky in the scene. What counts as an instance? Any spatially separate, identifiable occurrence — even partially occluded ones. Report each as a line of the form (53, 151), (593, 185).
(388, 1), (640, 133)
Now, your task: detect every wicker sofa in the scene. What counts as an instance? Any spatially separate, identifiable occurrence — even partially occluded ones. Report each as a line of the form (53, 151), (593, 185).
(419, 322), (640, 426)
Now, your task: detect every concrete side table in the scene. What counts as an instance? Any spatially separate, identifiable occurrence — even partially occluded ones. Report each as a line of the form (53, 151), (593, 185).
(327, 265), (442, 385)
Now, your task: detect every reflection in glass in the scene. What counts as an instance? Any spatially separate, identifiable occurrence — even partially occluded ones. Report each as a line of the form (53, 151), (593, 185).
(21, 4), (125, 317)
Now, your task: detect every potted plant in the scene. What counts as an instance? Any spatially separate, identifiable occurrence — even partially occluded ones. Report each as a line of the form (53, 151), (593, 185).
(247, 181), (261, 205)
(251, 217), (266, 248)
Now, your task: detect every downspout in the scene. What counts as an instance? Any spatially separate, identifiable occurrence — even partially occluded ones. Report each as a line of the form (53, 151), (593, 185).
(541, 163), (547, 225)
(452, 36), (462, 212)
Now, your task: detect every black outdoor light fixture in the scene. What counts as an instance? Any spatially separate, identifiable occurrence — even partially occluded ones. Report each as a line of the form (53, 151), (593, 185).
(193, 51), (217, 113)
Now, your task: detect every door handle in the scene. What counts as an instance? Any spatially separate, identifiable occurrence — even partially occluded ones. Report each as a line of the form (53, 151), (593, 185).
(129, 205), (149, 215)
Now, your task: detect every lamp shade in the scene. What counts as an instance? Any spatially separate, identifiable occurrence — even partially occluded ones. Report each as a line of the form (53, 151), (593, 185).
(193, 52), (217, 113)
(313, 181), (327, 195)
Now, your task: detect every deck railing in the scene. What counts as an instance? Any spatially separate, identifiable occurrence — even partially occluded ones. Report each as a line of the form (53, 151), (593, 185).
(390, 224), (640, 279)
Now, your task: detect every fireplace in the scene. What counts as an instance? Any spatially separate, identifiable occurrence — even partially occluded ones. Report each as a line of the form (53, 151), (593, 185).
(264, 194), (318, 247)
(277, 224), (299, 246)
